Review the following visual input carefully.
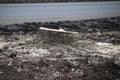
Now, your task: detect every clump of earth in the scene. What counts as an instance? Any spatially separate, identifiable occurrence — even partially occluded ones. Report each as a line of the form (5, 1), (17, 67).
(0, 17), (120, 80)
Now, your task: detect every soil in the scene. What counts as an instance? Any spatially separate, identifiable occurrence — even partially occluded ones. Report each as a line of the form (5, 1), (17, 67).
(0, 16), (120, 80)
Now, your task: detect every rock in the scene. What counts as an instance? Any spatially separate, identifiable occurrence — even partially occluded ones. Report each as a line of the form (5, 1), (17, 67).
(17, 67), (22, 72)
(7, 61), (13, 66)
(0, 42), (10, 49)
(113, 53), (120, 67)
(0, 59), (10, 66)
(9, 52), (17, 58)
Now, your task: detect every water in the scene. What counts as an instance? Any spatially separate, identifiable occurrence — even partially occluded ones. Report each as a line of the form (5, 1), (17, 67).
(0, 1), (120, 24)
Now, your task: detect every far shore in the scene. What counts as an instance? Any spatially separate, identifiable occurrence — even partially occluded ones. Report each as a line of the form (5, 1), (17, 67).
(0, 16), (119, 25)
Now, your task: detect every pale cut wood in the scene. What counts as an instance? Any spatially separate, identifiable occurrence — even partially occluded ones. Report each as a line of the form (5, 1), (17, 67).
(37, 27), (79, 44)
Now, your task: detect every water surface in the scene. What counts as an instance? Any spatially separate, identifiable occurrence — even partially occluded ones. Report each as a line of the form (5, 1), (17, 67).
(0, 1), (120, 24)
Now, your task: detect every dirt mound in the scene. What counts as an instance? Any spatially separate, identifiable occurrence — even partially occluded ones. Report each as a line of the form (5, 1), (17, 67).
(0, 17), (120, 80)
(0, 37), (120, 80)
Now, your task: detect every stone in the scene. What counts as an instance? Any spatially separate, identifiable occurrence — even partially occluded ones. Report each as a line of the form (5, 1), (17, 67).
(0, 42), (10, 49)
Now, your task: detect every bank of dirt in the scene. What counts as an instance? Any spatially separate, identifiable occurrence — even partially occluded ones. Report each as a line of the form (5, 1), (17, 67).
(0, 17), (120, 80)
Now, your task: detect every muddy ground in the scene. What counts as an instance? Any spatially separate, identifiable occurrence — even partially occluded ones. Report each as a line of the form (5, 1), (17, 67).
(0, 17), (120, 80)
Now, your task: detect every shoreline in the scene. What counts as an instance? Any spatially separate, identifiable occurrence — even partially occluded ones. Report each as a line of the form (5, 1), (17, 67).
(0, 16), (120, 25)
(0, 16), (120, 31)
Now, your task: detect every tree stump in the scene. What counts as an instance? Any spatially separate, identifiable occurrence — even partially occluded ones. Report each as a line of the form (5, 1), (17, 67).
(37, 27), (79, 44)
